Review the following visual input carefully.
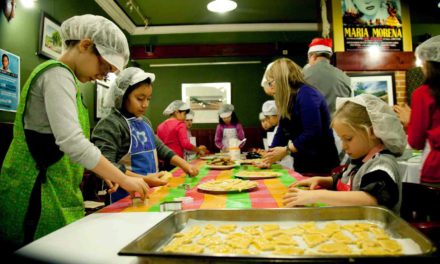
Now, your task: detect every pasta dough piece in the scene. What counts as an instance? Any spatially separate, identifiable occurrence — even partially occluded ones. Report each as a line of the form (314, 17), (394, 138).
(330, 231), (353, 244)
(316, 242), (352, 255)
(252, 238), (276, 251)
(262, 224), (280, 232)
(283, 227), (304, 236)
(378, 239), (402, 254)
(273, 246), (305, 255)
(218, 224), (237, 233)
(302, 234), (327, 248)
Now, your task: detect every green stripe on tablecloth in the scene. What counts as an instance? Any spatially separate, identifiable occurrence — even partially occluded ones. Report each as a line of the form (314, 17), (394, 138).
(226, 192), (252, 208)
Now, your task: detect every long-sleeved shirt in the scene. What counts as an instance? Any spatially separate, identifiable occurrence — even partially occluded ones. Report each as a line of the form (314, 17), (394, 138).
(271, 85), (339, 174)
(408, 84), (440, 182)
(91, 109), (175, 173)
(157, 118), (196, 158)
(303, 60), (352, 115)
(214, 123), (245, 150)
(24, 66), (101, 170)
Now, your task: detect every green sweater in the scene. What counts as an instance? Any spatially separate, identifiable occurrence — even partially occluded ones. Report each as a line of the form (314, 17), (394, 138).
(91, 109), (175, 173)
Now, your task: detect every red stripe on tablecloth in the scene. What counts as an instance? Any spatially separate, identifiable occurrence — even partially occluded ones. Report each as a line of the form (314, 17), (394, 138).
(248, 179), (279, 208)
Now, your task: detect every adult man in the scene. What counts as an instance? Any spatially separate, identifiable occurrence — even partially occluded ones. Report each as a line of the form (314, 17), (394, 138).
(303, 38), (352, 115)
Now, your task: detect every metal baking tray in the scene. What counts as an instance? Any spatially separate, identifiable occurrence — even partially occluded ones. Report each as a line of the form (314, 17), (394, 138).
(119, 206), (436, 263)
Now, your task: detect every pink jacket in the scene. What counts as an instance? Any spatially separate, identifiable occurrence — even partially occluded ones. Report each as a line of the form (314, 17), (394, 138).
(157, 118), (195, 158)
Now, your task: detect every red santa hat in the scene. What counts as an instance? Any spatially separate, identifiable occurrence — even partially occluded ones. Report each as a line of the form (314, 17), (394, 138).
(308, 38), (333, 54)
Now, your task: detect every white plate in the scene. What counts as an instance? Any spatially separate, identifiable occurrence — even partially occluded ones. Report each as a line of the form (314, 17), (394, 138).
(234, 171), (282, 179)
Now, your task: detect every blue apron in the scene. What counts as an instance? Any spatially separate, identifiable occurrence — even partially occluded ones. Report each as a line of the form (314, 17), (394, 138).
(110, 116), (158, 203)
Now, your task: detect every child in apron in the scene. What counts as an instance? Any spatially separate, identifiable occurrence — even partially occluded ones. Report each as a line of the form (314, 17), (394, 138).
(283, 94), (407, 214)
(184, 110), (198, 161)
(214, 104), (245, 151)
(92, 68), (199, 203)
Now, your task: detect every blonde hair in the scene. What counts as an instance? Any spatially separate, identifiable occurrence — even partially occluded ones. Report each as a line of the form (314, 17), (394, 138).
(331, 101), (373, 137)
(267, 58), (305, 119)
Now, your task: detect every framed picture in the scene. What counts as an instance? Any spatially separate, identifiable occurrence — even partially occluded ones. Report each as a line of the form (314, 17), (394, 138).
(182, 82), (231, 123)
(95, 80), (111, 120)
(348, 72), (396, 106)
(38, 12), (62, 60)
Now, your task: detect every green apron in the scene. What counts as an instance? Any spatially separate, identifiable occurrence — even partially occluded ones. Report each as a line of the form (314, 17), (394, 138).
(0, 60), (89, 248)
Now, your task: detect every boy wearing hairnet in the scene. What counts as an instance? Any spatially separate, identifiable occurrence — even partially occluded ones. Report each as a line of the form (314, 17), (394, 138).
(92, 68), (199, 203)
(0, 15), (148, 250)
(284, 94), (406, 213)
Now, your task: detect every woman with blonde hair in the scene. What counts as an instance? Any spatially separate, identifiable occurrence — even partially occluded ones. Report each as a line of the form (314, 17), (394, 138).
(261, 58), (339, 175)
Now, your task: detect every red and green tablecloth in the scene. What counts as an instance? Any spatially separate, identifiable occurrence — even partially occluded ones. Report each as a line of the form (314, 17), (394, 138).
(99, 160), (306, 213)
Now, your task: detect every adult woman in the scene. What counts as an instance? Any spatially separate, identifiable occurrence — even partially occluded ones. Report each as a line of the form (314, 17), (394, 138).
(261, 58), (340, 175)
(0, 15), (148, 250)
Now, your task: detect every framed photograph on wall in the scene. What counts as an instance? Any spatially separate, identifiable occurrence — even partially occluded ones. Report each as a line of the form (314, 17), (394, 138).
(348, 72), (396, 106)
(182, 82), (231, 123)
(95, 80), (111, 120)
(38, 12), (62, 60)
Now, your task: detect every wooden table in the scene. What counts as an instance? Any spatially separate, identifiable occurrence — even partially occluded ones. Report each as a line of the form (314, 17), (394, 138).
(99, 159), (305, 213)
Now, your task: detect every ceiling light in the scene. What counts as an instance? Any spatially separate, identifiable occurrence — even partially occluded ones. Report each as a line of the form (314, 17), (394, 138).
(20, 0), (37, 8)
(207, 0), (237, 13)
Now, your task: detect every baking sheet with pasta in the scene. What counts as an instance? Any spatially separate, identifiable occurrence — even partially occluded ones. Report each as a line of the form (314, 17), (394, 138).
(160, 219), (422, 256)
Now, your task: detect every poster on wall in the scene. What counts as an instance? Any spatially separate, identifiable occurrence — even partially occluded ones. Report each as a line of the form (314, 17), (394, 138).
(182, 82), (231, 124)
(0, 49), (20, 112)
(341, 0), (403, 51)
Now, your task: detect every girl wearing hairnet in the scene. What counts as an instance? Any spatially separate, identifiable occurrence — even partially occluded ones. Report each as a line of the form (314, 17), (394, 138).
(214, 104), (246, 151)
(157, 100), (207, 169)
(260, 58), (339, 174)
(284, 94), (406, 213)
(395, 35), (440, 184)
(92, 68), (193, 203)
(0, 15), (148, 250)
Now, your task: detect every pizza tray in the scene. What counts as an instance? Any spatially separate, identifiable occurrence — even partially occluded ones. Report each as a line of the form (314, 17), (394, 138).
(234, 171), (282, 180)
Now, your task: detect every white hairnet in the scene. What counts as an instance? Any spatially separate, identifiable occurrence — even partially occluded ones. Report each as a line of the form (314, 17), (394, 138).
(261, 62), (274, 88)
(163, 100), (190, 116)
(262, 100), (278, 116)
(259, 112), (266, 121)
(415, 35), (440, 63)
(104, 67), (155, 109)
(336, 94), (406, 155)
(218, 104), (234, 118)
(186, 110), (195, 120)
(60, 15), (130, 71)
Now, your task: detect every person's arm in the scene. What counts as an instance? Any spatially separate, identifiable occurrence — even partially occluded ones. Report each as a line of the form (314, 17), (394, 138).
(170, 155), (199, 176)
(154, 134), (176, 162)
(292, 89), (323, 153)
(407, 87), (430, 149)
(270, 122), (286, 148)
(91, 116), (126, 173)
(214, 124), (224, 149)
(177, 122), (198, 152)
(42, 67), (101, 169)
(283, 188), (377, 208)
(91, 156), (149, 199)
(236, 123), (245, 141)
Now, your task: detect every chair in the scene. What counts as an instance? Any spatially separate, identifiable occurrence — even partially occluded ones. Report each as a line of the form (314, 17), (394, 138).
(400, 182), (440, 247)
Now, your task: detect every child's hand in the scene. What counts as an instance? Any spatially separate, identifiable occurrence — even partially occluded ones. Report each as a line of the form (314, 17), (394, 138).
(144, 172), (168, 186)
(282, 188), (315, 207)
(104, 179), (119, 194)
(184, 165), (199, 177)
(289, 177), (320, 190)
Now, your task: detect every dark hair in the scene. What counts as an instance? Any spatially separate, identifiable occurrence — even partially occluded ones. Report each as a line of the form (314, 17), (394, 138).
(64, 40), (80, 48)
(179, 109), (190, 114)
(121, 78), (152, 111)
(219, 111), (239, 125)
(425, 61), (440, 106)
(309, 51), (331, 60)
(2, 54), (9, 61)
